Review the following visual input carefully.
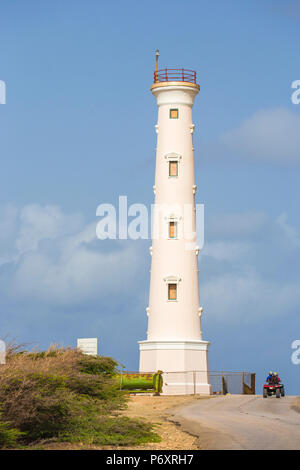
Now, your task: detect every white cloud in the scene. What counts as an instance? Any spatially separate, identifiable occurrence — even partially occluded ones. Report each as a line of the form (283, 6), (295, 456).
(200, 211), (300, 323)
(201, 269), (300, 324)
(13, 238), (141, 305)
(276, 213), (300, 248)
(0, 203), (143, 306)
(16, 204), (83, 254)
(216, 108), (300, 163)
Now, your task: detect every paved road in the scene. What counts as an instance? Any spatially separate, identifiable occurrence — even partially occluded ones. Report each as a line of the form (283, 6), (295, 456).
(171, 395), (300, 450)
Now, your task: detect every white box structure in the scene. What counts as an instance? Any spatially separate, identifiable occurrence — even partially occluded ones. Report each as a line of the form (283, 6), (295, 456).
(139, 60), (211, 395)
(77, 338), (98, 356)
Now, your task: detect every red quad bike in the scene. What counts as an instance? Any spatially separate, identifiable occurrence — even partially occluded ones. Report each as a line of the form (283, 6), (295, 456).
(263, 381), (285, 398)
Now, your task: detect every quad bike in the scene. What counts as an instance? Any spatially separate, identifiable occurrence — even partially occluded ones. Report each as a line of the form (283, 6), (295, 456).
(263, 382), (285, 398)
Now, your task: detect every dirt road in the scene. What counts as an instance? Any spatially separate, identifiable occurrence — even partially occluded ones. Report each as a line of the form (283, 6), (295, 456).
(171, 395), (300, 450)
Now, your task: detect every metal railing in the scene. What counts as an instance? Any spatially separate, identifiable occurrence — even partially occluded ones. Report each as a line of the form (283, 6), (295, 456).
(154, 68), (197, 84)
(209, 371), (256, 395)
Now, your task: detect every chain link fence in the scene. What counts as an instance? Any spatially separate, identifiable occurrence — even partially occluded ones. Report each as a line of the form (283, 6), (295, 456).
(209, 371), (255, 395)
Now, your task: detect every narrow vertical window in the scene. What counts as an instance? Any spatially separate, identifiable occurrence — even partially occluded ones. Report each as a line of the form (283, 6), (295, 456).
(169, 161), (178, 177)
(168, 283), (177, 301)
(170, 108), (179, 119)
(169, 221), (177, 239)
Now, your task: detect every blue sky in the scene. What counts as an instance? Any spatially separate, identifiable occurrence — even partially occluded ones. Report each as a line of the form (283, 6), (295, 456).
(0, 0), (300, 393)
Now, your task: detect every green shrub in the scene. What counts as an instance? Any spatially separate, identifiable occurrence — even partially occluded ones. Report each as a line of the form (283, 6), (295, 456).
(0, 414), (24, 448)
(0, 347), (159, 447)
(63, 415), (160, 446)
(153, 371), (163, 394)
(78, 355), (118, 376)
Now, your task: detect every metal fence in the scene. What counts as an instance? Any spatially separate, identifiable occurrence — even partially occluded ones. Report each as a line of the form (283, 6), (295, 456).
(209, 371), (256, 395)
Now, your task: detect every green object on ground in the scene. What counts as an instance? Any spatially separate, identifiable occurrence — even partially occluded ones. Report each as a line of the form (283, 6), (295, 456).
(119, 371), (163, 394)
(119, 373), (154, 391)
(152, 371), (163, 394)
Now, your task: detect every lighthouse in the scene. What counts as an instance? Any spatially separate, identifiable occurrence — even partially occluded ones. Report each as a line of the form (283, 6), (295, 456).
(138, 52), (211, 395)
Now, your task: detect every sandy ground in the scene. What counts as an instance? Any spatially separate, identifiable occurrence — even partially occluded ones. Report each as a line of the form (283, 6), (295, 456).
(117, 394), (210, 450)
(173, 394), (300, 450)
(292, 396), (300, 412)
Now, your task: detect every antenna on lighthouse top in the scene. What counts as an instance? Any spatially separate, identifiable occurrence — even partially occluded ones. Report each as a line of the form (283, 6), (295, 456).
(155, 49), (160, 73)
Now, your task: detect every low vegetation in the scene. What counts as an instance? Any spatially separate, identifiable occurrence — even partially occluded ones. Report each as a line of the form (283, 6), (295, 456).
(0, 345), (160, 448)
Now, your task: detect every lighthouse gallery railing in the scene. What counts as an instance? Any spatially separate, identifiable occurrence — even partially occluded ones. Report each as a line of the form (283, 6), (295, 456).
(154, 68), (197, 84)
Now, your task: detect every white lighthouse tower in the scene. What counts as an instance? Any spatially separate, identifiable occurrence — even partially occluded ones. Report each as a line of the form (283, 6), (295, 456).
(138, 52), (211, 395)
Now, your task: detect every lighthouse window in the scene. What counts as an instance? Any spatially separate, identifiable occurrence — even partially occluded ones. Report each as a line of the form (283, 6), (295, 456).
(170, 108), (179, 119)
(169, 161), (178, 177)
(169, 221), (177, 239)
(168, 283), (177, 300)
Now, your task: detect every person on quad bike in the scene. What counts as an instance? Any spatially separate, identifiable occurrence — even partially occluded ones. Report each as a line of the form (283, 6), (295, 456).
(266, 371), (274, 384)
(273, 372), (281, 384)
(263, 371), (285, 398)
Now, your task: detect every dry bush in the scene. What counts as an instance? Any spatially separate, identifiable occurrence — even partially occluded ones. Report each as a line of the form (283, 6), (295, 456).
(0, 346), (159, 446)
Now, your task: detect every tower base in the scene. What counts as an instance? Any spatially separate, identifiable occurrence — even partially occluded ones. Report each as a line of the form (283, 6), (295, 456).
(138, 340), (212, 395)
